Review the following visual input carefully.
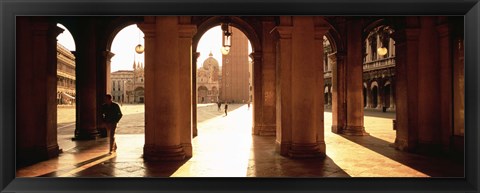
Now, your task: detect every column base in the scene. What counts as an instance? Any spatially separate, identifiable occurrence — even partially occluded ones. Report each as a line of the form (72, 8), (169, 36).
(72, 128), (99, 140)
(192, 126), (198, 138)
(288, 143), (325, 158)
(276, 141), (291, 156)
(331, 125), (343, 134)
(342, 126), (369, 136)
(258, 125), (276, 136)
(17, 145), (60, 167)
(181, 143), (193, 158)
(394, 138), (416, 152)
(144, 145), (186, 161)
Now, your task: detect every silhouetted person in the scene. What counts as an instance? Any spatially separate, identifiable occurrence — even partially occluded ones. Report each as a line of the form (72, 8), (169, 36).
(101, 94), (123, 154)
(224, 102), (229, 116)
(247, 101), (251, 110)
(217, 101), (222, 111)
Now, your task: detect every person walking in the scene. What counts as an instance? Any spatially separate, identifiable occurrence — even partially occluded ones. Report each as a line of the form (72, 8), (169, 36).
(101, 94), (123, 154)
(224, 102), (229, 116)
(247, 101), (251, 110)
(217, 101), (222, 111)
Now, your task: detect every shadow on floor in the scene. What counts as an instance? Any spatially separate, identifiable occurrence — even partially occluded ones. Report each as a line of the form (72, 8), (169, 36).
(248, 135), (350, 177)
(339, 134), (464, 177)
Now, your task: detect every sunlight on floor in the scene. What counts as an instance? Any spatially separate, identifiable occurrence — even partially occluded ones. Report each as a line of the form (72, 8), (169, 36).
(324, 112), (429, 177)
(171, 105), (253, 177)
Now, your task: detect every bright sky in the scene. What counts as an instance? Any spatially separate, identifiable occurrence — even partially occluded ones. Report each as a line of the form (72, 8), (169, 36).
(56, 23), (251, 73)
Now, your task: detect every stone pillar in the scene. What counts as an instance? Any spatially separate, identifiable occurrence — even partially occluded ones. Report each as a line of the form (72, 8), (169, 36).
(104, 51), (115, 94)
(393, 23), (420, 151)
(288, 16), (325, 158)
(139, 16), (185, 161)
(328, 91), (332, 106)
(331, 52), (347, 134)
(436, 23), (452, 151)
(389, 81), (396, 110)
(376, 84), (384, 110)
(16, 17), (62, 165)
(192, 52), (200, 137)
(178, 22), (196, 157)
(95, 50), (115, 138)
(365, 84), (371, 108)
(256, 19), (277, 136)
(74, 19), (99, 140)
(417, 17), (441, 151)
(251, 52), (265, 135)
(275, 18), (293, 156)
(342, 19), (367, 136)
(314, 26), (329, 154)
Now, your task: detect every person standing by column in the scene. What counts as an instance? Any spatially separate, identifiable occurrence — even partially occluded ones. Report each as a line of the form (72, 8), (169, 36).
(101, 94), (123, 154)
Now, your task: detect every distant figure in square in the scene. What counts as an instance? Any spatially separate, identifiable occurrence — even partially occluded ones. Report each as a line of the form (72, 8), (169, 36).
(217, 101), (222, 111)
(101, 94), (123, 154)
(224, 102), (229, 116)
(248, 101), (251, 110)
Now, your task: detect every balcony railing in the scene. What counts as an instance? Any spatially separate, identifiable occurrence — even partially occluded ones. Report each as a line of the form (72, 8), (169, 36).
(363, 57), (395, 72)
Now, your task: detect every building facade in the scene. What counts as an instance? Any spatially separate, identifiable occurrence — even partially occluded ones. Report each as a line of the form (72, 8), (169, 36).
(324, 26), (396, 112)
(197, 52), (221, 103)
(220, 27), (252, 104)
(110, 61), (145, 103)
(56, 43), (76, 105)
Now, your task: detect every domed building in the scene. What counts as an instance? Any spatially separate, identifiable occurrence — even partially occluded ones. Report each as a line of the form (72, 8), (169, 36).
(196, 52), (221, 103)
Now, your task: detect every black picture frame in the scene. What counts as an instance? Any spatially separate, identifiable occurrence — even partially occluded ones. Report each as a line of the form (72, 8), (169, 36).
(1, 0), (479, 192)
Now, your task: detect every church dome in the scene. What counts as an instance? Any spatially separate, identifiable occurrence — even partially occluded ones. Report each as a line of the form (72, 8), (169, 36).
(202, 52), (219, 70)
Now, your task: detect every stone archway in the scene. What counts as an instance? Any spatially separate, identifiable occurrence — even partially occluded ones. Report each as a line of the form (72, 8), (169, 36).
(192, 16), (267, 136)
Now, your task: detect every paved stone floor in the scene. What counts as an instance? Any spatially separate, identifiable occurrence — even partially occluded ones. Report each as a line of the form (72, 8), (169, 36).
(16, 104), (464, 177)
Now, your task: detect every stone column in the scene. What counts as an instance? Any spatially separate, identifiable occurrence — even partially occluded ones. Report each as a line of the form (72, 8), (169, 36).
(139, 16), (185, 161)
(74, 18), (99, 140)
(96, 50), (115, 138)
(389, 81), (396, 110)
(393, 24), (420, 151)
(436, 23), (452, 151)
(365, 84), (371, 109)
(104, 51), (115, 94)
(288, 16), (325, 158)
(342, 19), (367, 136)
(275, 22), (293, 156)
(314, 26), (329, 154)
(376, 84), (384, 110)
(331, 52), (347, 134)
(178, 23), (197, 157)
(192, 52), (200, 137)
(16, 17), (62, 165)
(257, 19), (277, 136)
(417, 17), (441, 151)
(251, 52), (265, 135)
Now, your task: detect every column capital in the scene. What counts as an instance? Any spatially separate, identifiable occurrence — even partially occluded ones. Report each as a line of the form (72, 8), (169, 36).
(103, 50), (115, 61)
(275, 26), (293, 39)
(249, 52), (263, 62)
(193, 52), (201, 60)
(137, 20), (156, 38)
(178, 24), (197, 38)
